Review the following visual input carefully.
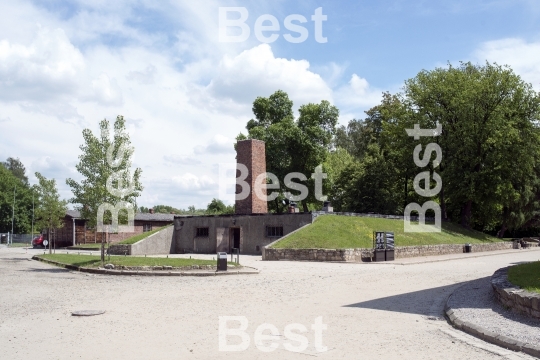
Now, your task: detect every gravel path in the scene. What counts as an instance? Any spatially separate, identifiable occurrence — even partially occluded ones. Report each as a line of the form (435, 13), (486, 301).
(2, 246), (540, 359)
(447, 277), (540, 346)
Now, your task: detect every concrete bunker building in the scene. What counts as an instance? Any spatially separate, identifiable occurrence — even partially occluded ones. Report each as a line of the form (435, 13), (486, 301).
(173, 139), (313, 255)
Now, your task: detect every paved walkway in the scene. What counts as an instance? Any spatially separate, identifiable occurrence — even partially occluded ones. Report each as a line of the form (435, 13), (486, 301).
(446, 277), (540, 357)
(1, 246), (540, 359)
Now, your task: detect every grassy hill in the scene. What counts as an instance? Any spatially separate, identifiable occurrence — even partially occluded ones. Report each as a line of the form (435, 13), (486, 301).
(271, 215), (502, 249)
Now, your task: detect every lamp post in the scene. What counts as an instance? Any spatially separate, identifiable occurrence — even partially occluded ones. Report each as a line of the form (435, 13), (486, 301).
(32, 190), (34, 244)
(11, 186), (16, 245)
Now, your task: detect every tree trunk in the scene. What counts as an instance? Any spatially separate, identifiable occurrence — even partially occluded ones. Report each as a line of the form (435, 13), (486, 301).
(301, 200), (309, 213)
(460, 200), (473, 229)
(100, 232), (105, 266)
(48, 227), (52, 254)
(274, 198), (282, 214)
(403, 173), (408, 212)
(496, 224), (507, 238)
(439, 185), (448, 221)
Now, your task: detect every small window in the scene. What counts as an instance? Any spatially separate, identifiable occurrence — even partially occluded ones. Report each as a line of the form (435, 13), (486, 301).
(143, 224), (152, 232)
(196, 227), (209, 237)
(266, 226), (283, 237)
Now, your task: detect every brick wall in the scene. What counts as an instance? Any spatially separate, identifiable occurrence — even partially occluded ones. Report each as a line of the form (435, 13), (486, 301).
(235, 139), (268, 215)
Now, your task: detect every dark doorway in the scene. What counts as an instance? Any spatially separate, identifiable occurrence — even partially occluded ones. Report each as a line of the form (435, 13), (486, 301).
(229, 228), (240, 250)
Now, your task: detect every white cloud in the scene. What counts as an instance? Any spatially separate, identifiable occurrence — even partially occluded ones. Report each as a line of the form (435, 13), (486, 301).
(200, 44), (333, 108)
(126, 65), (157, 85)
(0, 27), (85, 101)
(473, 38), (540, 89)
(19, 101), (84, 124)
(163, 154), (201, 166)
(88, 73), (123, 106)
(172, 173), (215, 192)
(194, 134), (235, 155)
(334, 74), (383, 120)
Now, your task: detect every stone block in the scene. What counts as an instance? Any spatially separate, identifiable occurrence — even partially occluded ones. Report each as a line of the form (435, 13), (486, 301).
(532, 296), (540, 311)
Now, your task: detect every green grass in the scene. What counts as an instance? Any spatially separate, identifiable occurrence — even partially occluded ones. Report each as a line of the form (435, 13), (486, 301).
(71, 243), (108, 249)
(117, 225), (172, 245)
(508, 261), (540, 294)
(272, 215), (502, 249)
(37, 254), (238, 268)
(8, 243), (30, 248)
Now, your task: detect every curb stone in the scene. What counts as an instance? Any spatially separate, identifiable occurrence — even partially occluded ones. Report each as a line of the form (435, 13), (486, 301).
(32, 256), (259, 276)
(445, 284), (540, 358)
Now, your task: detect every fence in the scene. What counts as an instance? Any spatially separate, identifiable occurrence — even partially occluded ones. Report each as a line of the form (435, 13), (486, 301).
(0, 233), (36, 245)
(312, 211), (436, 222)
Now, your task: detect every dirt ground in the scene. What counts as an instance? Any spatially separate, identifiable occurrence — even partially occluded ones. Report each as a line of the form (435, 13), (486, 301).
(1, 246), (539, 360)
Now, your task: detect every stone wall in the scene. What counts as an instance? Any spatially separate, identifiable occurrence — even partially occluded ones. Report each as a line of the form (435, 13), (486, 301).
(395, 242), (513, 258)
(263, 248), (373, 262)
(263, 242), (514, 262)
(109, 226), (174, 256)
(491, 267), (540, 321)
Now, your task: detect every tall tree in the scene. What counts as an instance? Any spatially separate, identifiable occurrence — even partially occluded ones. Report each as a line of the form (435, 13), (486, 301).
(0, 164), (33, 234)
(2, 157), (29, 186)
(404, 62), (540, 229)
(66, 116), (143, 259)
(34, 173), (67, 254)
(238, 90), (339, 212)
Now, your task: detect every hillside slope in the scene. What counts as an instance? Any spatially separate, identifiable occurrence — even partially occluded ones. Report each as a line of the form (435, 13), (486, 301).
(271, 215), (502, 249)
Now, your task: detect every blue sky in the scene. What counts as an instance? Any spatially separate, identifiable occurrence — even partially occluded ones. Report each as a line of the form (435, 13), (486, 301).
(1, 0), (539, 209)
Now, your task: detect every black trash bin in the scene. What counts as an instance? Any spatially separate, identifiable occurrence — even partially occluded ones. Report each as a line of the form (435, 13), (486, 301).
(464, 243), (471, 253)
(0, 234), (6, 244)
(217, 252), (227, 271)
(374, 249), (385, 262)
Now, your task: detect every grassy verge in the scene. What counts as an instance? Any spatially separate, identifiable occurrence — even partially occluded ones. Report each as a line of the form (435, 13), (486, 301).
(508, 261), (540, 294)
(8, 243), (30, 248)
(71, 243), (108, 249)
(117, 225), (172, 245)
(272, 215), (501, 249)
(36, 254), (238, 268)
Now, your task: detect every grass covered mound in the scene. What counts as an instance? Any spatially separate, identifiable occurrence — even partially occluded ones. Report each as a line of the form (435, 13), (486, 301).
(272, 215), (501, 249)
(37, 254), (237, 268)
(508, 261), (540, 294)
(117, 225), (172, 245)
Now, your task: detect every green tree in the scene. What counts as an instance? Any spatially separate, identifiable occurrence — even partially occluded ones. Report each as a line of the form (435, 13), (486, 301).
(66, 116), (143, 260)
(403, 62), (540, 229)
(34, 172), (67, 253)
(322, 147), (357, 211)
(0, 163), (33, 234)
(334, 143), (401, 214)
(206, 198), (234, 215)
(2, 157), (29, 185)
(238, 90), (339, 213)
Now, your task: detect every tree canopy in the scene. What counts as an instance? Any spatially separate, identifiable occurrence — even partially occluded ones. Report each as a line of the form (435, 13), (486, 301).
(238, 90), (339, 212)
(330, 61), (540, 237)
(34, 172), (68, 253)
(66, 116), (143, 229)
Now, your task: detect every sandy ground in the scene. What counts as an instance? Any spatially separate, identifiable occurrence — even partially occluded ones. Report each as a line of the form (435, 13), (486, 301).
(1, 246), (539, 360)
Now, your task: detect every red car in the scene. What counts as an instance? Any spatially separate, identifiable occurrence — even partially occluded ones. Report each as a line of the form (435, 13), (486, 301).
(32, 235), (49, 248)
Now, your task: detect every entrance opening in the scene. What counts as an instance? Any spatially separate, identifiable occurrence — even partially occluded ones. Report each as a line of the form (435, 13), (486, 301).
(229, 228), (240, 250)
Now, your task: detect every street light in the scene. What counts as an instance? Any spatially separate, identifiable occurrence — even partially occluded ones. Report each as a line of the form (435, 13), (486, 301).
(11, 186), (15, 245)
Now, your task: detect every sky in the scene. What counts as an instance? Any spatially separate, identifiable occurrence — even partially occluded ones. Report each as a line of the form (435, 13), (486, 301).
(1, 0), (540, 209)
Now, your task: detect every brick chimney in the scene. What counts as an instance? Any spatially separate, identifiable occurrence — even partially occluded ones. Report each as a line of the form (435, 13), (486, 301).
(235, 139), (268, 214)
(149, 208), (154, 214)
